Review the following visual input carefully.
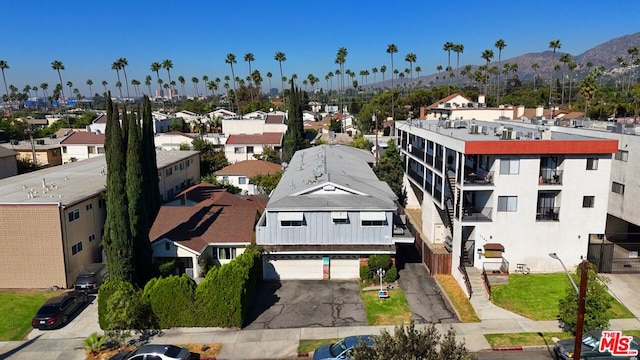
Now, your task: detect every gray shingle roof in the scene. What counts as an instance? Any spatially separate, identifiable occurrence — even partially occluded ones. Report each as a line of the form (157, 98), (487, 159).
(267, 144), (397, 211)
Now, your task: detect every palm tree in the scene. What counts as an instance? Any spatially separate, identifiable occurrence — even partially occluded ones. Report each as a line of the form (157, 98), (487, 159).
(111, 60), (124, 98)
(244, 52), (255, 84)
(191, 77), (199, 97)
(66, 81), (74, 101)
(334, 47), (348, 114)
(559, 53), (572, 105)
(202, 75), (209, 97)
(162, 59), (174, 100)
(131, 79), (141, 98)
(480, 49), (494, 96)
(0, 60), (9, 100)
(266, 72), (273, 93)
(387, 44), (398, 121)
(207, 81), (217, 97)
(23, 85), (32, 99)
(415, 66), (422, 83)
(117, 58), (130, 100)
(40, 83), (48, 101)
(101, 81), (108, 95)
(144, 76), (152, 96)
(225, 53), (240, 112)
(150, 61), (162, 96)
(548, 39), (562, 114)
(274, 51), (286, 95)
(531, 63), (540, 90)
(372, 67), (378, 85)
(404, 53), (417, 85)
(326, 71), (334, 91)
(86, 79), (93, 98)
(51, 60), (66, 102)
(567, 60), (577, 106)
(494, 39), (507, 104)
(178, 76), (186, 97)
(627, 46), (639, 89)
(380, 65), (387, 88)
(436, 65), (443, 81)
(453, 43), (464, 89)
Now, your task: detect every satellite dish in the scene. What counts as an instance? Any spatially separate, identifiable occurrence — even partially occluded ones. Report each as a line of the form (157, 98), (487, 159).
(312, 167), (323, 178)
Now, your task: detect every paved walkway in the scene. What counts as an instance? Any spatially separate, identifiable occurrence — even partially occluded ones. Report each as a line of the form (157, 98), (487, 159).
(603, 273), (640, 320)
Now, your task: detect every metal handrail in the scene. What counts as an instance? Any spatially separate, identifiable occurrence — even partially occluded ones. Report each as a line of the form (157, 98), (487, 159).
(458, 262), (472, 299)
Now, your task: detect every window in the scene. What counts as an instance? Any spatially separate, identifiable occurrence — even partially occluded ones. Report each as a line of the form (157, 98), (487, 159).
(62, 146), (67, 154)
(217, 247), (236, 260)
(165, 167), (172, 177)
(86, 203), (93, 211)
(238, 176), (247, 184)
(222, 176), (229, 183)
(88, 234), (96, 242)
(583, 196), (595, 208)
(68, 209), (80, 222)
(612, 182), (625, 195)
(174, 164), (178, 170)
(586, 158), (598, 170)
(179, 162), (184, 170)
(361, 212), (386, 226)
(615, 150), (629, 162)
(497, 196), (518, 212)
(165, 243), (170, 251)
(278, 212), (304, 227)
(331, 211), (349, 224)
(499, 159), (520, 174)
(185, 160), (190, 168)
(88, 146), (96, 154)
(71, 241), (83, 255)
(234, 147), (245, 154)
(246, 146), (254, 153)
(97, 147), (105, 154)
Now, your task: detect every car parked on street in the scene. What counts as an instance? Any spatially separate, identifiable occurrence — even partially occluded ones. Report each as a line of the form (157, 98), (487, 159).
(31, 291), (87, 329)
(554, 330), (640, 360)
(313, 335), (375, 360)
(109, 344), (191, 360)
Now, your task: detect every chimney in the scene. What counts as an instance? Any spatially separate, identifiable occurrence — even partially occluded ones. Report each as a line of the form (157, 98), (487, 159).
(517, 105), (525, 118)
(420, 106), (425, 120)
(535, 105), (543, 118)
(42, 178), (46, 188)
(478, 94), (485, 104)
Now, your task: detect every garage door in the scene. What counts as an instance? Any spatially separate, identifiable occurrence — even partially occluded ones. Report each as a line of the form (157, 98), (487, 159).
(263, 255), (323, 280)
(329, 256), (360, 279)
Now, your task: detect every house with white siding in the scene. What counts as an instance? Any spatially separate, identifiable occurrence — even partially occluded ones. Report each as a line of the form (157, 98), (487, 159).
(255, 144), (411, 280)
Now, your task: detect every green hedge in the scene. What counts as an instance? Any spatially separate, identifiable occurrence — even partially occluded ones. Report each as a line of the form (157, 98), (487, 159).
(142, 275), (197, 328)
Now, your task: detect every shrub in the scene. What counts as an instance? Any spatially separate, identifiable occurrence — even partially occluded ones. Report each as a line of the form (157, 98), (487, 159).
(384, 265), (398, 283)
(368, 254), (391, 272)
(98, 278), (151, 346)
(157, 260), (176, 278)
(199, 253), (215, 277)
(360, 265), (372, 280)
(142, 274), (197, 328)
(82, 332), (106, 356)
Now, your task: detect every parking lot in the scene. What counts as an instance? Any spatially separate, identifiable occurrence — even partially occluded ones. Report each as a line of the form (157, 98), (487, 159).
(244, 280), (368, 329)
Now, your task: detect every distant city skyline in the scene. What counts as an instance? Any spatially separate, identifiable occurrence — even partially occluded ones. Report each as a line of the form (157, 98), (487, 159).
(2, 0), (639, 97)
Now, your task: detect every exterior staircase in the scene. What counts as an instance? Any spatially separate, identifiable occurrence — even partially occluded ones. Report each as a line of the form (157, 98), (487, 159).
(465, 266), (488, 300)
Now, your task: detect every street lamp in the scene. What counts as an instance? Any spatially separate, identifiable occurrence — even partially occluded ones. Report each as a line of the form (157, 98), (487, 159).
(376, 268), (385, 292)
(549, 253), (589, 360)
(548, 253), (578, 294)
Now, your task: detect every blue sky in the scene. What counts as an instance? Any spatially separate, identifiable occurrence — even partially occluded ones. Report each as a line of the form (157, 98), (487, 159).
(2, 0), (639, 97)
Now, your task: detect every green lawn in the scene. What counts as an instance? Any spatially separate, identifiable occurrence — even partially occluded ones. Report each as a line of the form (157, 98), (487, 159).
(485, 332), (572, 347)
(0, 291), (63, 340)
(361, 288), (413, 325)
(298, 338), (339, 354)
(434, 274), (480, 322)
(491, 273), (634, 320)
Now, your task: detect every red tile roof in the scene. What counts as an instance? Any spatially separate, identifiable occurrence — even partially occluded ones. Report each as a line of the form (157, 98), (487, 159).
(216, 160), (282, 177)
(226, 132), (283, 145)
(150, 184), (262, 252)
(93, 114), (107, 124)
(60, 131), (105, 145)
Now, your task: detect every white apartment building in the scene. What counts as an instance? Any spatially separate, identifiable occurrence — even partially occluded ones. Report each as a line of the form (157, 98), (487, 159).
(396, 119), (618, 294)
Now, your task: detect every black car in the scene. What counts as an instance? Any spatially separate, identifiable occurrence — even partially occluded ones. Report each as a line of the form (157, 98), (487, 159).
(31, 291), (87, 330)
(554, 330), (640, 360)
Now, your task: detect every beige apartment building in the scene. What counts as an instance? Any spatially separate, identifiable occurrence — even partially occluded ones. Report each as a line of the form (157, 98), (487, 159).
(0, 150), (200, 289)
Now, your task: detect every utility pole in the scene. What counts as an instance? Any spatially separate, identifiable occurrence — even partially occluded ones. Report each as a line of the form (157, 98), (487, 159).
(374, 111), (379, 164)
(574, 260), (589, 360)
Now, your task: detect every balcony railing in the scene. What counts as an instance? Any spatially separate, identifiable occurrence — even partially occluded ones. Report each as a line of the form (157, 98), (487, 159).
(536, 206), (560, 221)
(539, 169), (563, 185)
(464, 171), (494, 185)
(410, 146), (425, 160)
(462, 206), (493, 222)
(434, 158), (443, 172)
(408, 169), (424, 186)
(483, 257), (509, 275)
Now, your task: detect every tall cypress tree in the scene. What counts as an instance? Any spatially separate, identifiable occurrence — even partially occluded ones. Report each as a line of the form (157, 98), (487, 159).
(103, 94), (135, 283)
(126, 108), (153, 285)
(141, 95), (161, 222)
(282, 85), (305, 162)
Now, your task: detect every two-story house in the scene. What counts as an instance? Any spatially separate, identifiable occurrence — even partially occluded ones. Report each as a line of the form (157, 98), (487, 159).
(60, 131), (105, 163)
(256, 144), (409, 280)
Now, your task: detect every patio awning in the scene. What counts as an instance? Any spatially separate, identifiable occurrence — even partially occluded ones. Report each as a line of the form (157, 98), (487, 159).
(277, 212), (304, 222)
(360, 212), (386, 221)
(331, 211), (348, 220)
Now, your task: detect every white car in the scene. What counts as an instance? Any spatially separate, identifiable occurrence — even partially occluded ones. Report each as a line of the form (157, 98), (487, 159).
(113, 344), (191, 360)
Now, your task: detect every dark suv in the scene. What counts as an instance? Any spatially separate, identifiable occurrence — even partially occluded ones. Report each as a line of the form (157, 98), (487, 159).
(31, 291), (87, 329)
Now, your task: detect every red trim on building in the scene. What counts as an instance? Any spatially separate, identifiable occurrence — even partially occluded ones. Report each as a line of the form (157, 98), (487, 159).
(464, 140), (618, 155)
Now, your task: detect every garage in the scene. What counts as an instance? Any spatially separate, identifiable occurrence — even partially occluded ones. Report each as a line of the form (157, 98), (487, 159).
(262, 254), (362, 280)
(328, 255), (360, 279)
(263, 255), (323, 280)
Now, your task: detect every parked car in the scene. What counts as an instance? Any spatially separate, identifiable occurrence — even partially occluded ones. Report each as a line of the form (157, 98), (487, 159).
(109, 344), (191, 360)
(74, 262), (108, 293)
(313, 335), (375, 360)
(31, 291), (87, 329)
(554, 330), (640, 360)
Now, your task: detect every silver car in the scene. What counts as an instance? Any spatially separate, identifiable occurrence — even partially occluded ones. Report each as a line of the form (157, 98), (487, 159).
(115, 344), (191, 360)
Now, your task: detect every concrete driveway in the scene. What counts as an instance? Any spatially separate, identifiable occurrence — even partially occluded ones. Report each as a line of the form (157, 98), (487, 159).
(602, 273), (640, 319)
(244, 280), (367, 329)
(398, 263), (458, 324)
(27, 293), (101, 340)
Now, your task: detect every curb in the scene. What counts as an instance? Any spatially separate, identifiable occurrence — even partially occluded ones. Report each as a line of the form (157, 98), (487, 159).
(492, 345), (550, 352)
